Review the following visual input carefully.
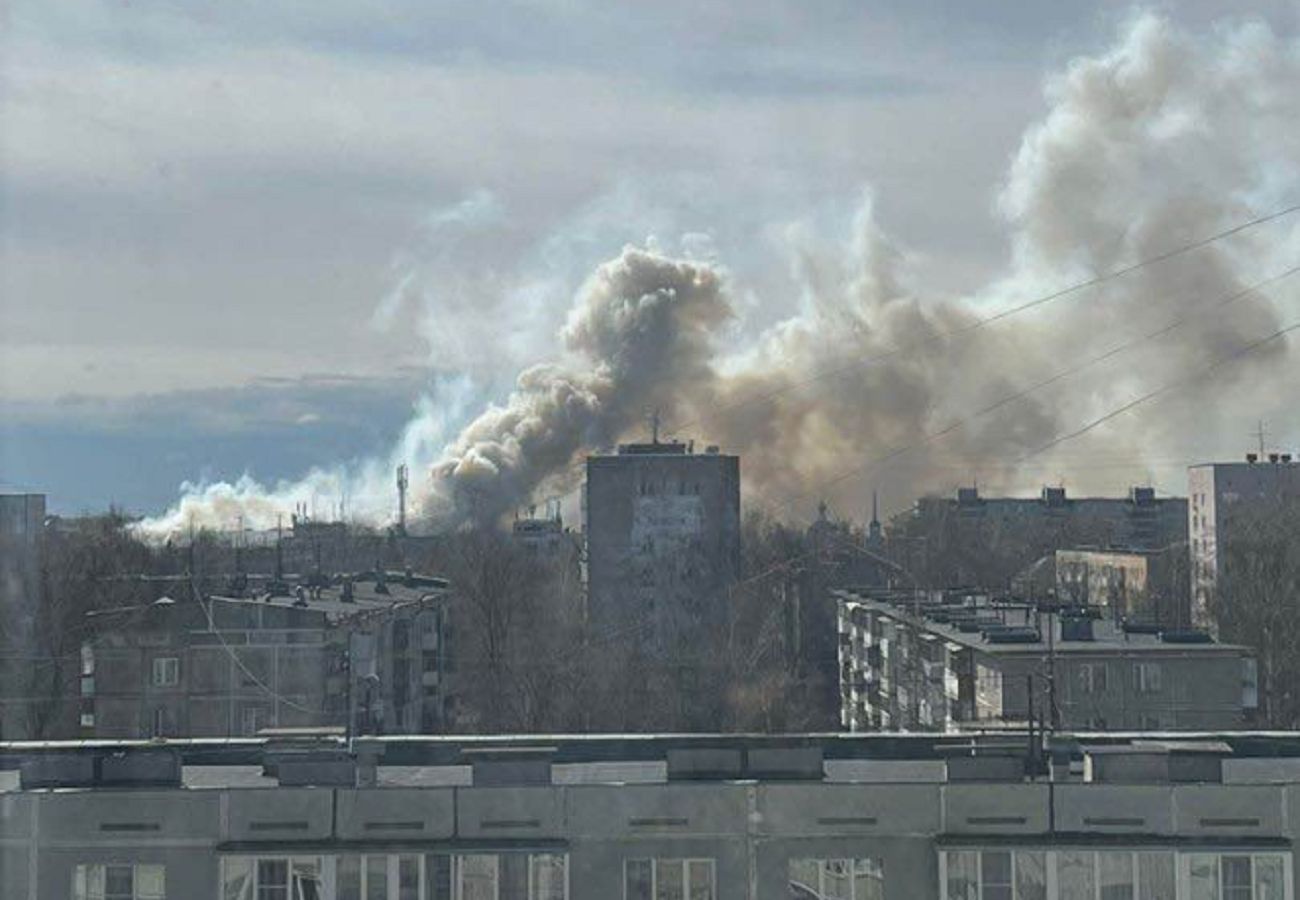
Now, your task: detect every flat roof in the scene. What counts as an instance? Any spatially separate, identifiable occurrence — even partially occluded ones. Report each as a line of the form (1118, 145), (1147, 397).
(836, 589), (1248, 655)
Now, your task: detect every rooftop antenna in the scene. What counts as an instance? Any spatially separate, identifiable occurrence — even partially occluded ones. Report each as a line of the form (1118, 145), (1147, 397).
(396, 464), (409, 535)
(1254, 420), (1268, 457)
(275, 514), (284, 582)
(649, 408), (661, 445)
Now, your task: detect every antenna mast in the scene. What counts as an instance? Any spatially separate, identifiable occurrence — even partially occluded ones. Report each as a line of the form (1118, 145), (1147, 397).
(396, 464), (409, 535)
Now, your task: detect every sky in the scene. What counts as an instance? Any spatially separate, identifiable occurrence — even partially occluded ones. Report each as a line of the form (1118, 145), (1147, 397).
(2, 0), (1298, 518)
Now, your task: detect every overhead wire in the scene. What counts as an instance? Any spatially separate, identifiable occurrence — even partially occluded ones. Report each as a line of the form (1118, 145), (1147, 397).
(668, 201), (1300, 434)
(772, 262), (1300, 512)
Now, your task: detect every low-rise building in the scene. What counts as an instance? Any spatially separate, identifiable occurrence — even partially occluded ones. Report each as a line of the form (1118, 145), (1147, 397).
(1013, 547), (1190, 627)
(1, 732), (1297, 900)
(837, 587), (1256, 733)
(80, 572), (456, 738)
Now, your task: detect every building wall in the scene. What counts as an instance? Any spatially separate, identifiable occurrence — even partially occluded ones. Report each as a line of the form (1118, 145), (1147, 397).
(837, 598), (1250, 733)
(1189, 460), (1300, 631)
(86, 607), (333, 738)
(5, 776), (1298, 899)
(904, 488), (1186, 589)
(585, 449), (740, 643)
(82, 589), (455, 739)
(0, 494), (47, 740)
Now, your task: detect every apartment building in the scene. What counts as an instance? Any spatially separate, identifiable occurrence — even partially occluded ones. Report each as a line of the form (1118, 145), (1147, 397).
(584, 438), (740, 643)
(1188, 454), (1300, 630)
(79, 571), (455, 738)
(0, 492), (48, 739)
(897, 486), (1187, 588)
(1, 732), (1296, 899)
(837, 588), (1256, 733)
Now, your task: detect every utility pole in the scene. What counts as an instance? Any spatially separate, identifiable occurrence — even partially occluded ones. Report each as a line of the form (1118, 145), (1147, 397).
(1046, 606), (1060, 731)
(275, 515), (284, 582)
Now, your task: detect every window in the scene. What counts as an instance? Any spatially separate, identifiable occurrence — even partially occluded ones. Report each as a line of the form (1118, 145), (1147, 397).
(152, 656), (180, 687)
(257, 860), (289, 900)
(333, 856), (426, 900)
(790, 858), (884, 900)
(1079, 663), (1108, 694)
(942, 851), (1042, 900)
(1134, 662), (1162, 694)
(1016, 853), (1047, 900)
(220, 858), (322, 900)
(1224, 857), (1254, 900)
(1099, 852), (1134, 900)
(242, 706), (268, 736)
(1185, 854), (1292, 900)
(625, 859), (714, 900)
(393, 620), (411, 653)
(530, 855), (567, 900)
(74, 864), (165, 900)
(1190, 855), (1219, 900)
(982, 852), (1012, 900)
(447, 854), (564, 900)
(945, 851), (1288, 900)
(1138, 852), (1175, 900)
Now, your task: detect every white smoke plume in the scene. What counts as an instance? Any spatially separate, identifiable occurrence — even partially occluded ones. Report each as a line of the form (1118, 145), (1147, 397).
(140, 12), (1300, 538)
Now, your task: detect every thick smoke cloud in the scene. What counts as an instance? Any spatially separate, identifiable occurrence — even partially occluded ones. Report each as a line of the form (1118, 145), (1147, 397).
(427, 249), (729, 525)
(140, 13), (1300, 537)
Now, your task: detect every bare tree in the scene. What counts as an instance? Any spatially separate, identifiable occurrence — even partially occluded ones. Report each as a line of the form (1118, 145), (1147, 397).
(1216, 501), (1300, 727)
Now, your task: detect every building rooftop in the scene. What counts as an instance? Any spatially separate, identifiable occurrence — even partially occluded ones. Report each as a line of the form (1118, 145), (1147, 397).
(836, 588), (1247, 656)
(88, 571), (450, 627)
(5, 731), (1300, 791)
(591, 437), (730, 458)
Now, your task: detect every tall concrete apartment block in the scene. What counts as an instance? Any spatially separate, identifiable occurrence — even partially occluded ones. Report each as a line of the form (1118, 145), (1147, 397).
(1189, 454), (1300, 630)
(0, 492), (45, 613)
(585, 440), (740, 642)
(0, 493), (46, 739)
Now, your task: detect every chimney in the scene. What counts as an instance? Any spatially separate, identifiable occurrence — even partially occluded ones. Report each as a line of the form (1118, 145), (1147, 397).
(1246, 453), (1258, 464)
(1269, 453), (1280, 464)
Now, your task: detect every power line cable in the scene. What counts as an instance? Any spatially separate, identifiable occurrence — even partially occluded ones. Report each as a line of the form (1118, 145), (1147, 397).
(1018, 321), (1300, 462)
(774, 263), (1299, 512)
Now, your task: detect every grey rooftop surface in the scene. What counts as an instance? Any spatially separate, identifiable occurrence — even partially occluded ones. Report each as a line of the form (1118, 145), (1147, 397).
(837, 589), (1249, 655)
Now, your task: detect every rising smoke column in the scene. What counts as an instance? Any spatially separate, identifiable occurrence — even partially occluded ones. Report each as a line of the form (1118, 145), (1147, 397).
(426, 247), (730, 525)
(140, 12), (1300, 537)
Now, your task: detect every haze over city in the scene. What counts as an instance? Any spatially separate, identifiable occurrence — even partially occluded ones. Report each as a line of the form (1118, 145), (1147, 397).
(4, 2), (1298, 528)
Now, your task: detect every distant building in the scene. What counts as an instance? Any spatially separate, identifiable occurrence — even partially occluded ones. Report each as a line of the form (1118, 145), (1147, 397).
(0, 493), (47, 740)
(836, 587), (1255, 733)
(897, 486), (1186, 588)
(1015, 547), (1189, 627)
(1188, 453), (1300, 630)
(80, 572), (456, 738)
(0, 492), (45, 614)
(584, 439), (740, 643)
